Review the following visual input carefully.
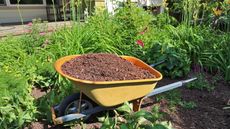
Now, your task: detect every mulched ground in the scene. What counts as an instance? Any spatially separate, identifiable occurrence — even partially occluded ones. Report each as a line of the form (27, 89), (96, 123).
(145, 77), (230, 129)
(27, 76), (230, 129)
(171, 81), (230, 129)
(61, 53), (155, 81)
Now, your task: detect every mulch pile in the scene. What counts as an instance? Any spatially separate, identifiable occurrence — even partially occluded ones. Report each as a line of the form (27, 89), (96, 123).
(61, 53), (155, 81)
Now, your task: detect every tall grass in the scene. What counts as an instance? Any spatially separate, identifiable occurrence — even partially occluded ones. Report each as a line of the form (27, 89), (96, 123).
(182, 0), (201, 26)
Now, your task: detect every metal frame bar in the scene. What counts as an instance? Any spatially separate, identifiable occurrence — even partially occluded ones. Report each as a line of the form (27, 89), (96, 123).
(145, 77), (197, 98)
(52, 105), (114, 124)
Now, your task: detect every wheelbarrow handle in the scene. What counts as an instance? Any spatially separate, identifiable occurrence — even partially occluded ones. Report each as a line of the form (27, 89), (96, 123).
(145, 77), (197, 98)
(150, 60), (165, 68)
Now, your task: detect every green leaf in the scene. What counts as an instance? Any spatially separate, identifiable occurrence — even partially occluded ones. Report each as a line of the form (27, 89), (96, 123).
(120, 124), (129, 129)
(133, 110), (154, 122)
(116, 102), (132, 113)
(152, 124), (169, 129)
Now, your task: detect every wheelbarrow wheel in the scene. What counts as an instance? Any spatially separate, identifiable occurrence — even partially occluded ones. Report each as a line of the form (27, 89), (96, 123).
(58, 93), (94, 120)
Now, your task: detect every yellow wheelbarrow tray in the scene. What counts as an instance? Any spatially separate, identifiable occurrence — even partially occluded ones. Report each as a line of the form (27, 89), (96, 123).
(55, 55), (163, 107)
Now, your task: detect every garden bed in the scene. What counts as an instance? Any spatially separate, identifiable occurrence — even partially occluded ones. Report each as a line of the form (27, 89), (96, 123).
(1, 1), (229, 129)
(26, 75), (230, 129)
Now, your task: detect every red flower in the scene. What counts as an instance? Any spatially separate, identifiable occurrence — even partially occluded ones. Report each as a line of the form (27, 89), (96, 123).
(136, 40), (144, 47)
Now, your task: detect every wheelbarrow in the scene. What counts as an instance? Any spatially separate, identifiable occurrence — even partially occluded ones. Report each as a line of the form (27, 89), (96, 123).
(51, 55), (196, 125)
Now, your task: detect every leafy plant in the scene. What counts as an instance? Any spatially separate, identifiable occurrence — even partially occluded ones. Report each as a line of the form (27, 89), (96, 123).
(99, 102), (172, 129)
(113, 4), (153, 57)
(146, 41), (190, 78)
(0, 71), (36, 129)
(202, 34), (230, 81)
(36, 75), (73, 122)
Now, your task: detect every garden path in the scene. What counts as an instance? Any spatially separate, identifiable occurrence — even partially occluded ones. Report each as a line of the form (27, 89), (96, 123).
(0, 21), (71, 38)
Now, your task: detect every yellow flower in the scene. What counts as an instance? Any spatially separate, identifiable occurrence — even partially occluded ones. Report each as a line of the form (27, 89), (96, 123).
(213, 8), (222, 16)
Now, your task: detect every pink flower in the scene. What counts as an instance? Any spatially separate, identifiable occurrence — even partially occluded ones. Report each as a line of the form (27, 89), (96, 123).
(39, 32), (46, 36)
(27, 22), (33, 26)
(136, 40), (144, 47)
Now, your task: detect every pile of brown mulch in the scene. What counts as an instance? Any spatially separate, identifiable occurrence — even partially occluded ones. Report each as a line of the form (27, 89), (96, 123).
(61, 53), (155, 81)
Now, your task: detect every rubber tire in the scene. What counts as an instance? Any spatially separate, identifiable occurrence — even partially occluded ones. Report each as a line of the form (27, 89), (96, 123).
(58, 93), (94, 118)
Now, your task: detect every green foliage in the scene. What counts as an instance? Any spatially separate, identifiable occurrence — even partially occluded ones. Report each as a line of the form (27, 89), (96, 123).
(0, 71), (36, 129)
(144, 24), (192, 78)
(99, 103), (172, 129)
(113, 4), (153, 57)
(0, 2), (229, 128)
(21, 19), (48, 54)
(187, 73), (215, 91)
(146, 41), (190, 78)
(0, 36), (56, 89)
(42, 5), (153, 60)
(0, 23), (59, 127)
(36, 76), (72, 122)
(172, 0), (229, 31)
(199, 33), (230, 81)
(156, 90), (182, 109)
(179, 101), (197, 109)
(156, 90), (197, 109)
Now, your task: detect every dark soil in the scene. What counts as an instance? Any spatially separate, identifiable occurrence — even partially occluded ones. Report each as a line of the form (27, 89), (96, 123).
(170, 81), (230, 129)
(143, 77), (230, 129)
(61, 53), (155, 81)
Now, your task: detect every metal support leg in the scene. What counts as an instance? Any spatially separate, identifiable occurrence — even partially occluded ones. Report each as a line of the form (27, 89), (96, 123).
(132, 97), (144, 112)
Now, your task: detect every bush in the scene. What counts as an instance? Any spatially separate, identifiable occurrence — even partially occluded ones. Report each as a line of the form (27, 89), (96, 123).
(0, 71), (36, 129)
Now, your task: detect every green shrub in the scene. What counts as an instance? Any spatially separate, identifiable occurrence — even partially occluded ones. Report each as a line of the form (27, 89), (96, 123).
(0, 71), (36, 129)
(43, 5), (153, 60)
(143, 24), (191, 78)
(200, 33), (230, 81)
(113, 4), (153, 57)
(146, 41), (190, 78)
